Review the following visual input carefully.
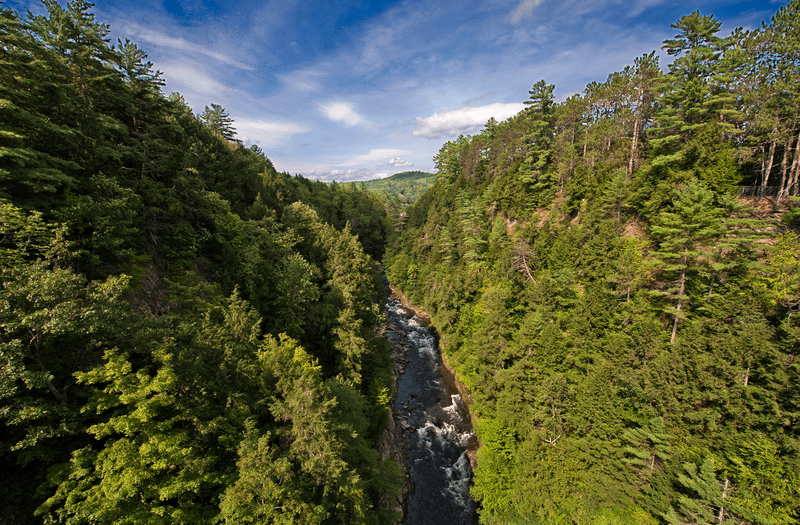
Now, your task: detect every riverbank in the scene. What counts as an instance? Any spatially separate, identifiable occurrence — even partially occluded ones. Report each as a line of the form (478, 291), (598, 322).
(375, 305), (413, 522)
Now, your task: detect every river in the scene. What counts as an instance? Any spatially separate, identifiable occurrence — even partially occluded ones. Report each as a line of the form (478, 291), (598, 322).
(385, 297), (478, 525)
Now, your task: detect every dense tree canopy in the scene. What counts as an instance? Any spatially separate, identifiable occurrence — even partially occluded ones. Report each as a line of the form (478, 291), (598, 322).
(386, 2), (800, 523)
(0, 2), (397, 523)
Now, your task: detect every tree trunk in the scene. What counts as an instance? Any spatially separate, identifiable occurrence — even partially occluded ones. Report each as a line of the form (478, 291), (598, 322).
(789, 131), (800, 197)
(717, 477), (729, 525)
(628, 90), (643, 176)
(670, 262), (686, 346)
(629, 115), (640, 176)
(583, 134), (588, 165)
(777, 138), (791, 203)
(521, 251), (536, 285)
(760, 135), (776, 200)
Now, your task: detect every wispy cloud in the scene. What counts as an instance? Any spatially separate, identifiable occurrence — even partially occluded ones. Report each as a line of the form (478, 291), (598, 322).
(506, 0), (546, 24)
(464, 93), (494, 107)
(161, 61), (230, 96)
(279, 67), (326, 92)
(125, 24), (255, 70)
(234, 118), (310, 148)
(320, 102), (368, 127)
(626, 0), (669, 17)
(377, 157), (413, 167)
(327, 168), (382, 182)
(413, 102), (525, 139)
(293, 166), (383, 182)
(343, 148), (414, 166)
(358, 25), (396, 73)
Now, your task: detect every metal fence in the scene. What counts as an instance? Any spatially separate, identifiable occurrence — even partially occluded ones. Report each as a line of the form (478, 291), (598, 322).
(738, 186), (780, 197)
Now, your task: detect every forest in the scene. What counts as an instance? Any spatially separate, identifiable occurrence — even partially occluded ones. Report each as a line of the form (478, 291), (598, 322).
(2, 0), (800, 524)
(348, 171), (436, 206)
(0, 1), (400, 523)
(386, 2), (800, 524)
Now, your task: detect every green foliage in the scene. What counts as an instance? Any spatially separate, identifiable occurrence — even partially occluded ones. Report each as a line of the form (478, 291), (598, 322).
(200, 103), (238, 143)
(759, 230), (800, 305)
(352, 170), (435, 203)
(0, 2), (399, 523)
(727, 434), (800, 524)
(385, 5), (800, 523)
(3, 1), (800, 523)
(471, 418), (517, 514)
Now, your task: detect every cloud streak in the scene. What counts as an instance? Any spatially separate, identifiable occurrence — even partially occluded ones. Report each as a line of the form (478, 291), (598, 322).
(413, 102), (526, 139)
(506, 0), (546, 24)
(125, 24), (255, 70)
(234, 118), (310, 148)
(161, 61), (231, 96)
(377, 157), (413, 167)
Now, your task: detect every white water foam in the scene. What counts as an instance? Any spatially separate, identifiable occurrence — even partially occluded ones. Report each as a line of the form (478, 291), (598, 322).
(443, 394), (464, 424)
(414, 419), (474, 510)
(443, 451), (472, 510)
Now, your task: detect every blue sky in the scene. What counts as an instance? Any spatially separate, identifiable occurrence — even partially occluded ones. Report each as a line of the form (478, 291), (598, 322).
(8, 0), (787, 181)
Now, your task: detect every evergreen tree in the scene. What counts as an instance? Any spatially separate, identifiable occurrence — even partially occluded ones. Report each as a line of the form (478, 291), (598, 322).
(201, 103), (238, 143)
(650, 11), (743, 193)
(520, 80), (556, 202)
(650, 180), (723, 344)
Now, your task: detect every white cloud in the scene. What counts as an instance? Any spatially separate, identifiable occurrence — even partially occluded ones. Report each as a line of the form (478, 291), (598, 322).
(413, 102), (525, 139)
(294, 167), (379, 182)
(343, 148), (414, 166)
(125, 24), (255, 70)
(234, 118), (310, 148)
(320, 102), (367, 127)
(377, 157), (413, 167)
(329, 168), (377, 181)
(506, 0), (546, 24)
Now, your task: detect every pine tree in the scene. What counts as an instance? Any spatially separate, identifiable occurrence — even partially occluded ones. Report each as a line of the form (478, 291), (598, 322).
(622, 417), (672, 481)
(650, 11), (743, 191)
(201, 103), (238, 143)
(650, 180), (723, 345)
(0, 6), (78, 208)
(665, 458), (750, 525)
(520, 80), (556, 202)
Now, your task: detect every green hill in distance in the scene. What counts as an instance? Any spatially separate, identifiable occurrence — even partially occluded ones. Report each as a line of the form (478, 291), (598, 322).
(351, 170), (435, 203)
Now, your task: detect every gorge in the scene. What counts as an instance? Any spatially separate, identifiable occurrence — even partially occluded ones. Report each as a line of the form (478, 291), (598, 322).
(1, 1), (800, 524)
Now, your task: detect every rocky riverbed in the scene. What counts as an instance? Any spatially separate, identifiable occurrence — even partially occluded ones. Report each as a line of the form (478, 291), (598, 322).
(376, 294), (477, 525)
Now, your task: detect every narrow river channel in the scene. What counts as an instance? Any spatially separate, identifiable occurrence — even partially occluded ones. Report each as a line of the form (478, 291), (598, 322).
(385, 297), (478, 525)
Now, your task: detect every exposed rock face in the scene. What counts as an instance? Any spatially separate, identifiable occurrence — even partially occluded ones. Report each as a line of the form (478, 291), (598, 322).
(376, 315), (412, 522)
